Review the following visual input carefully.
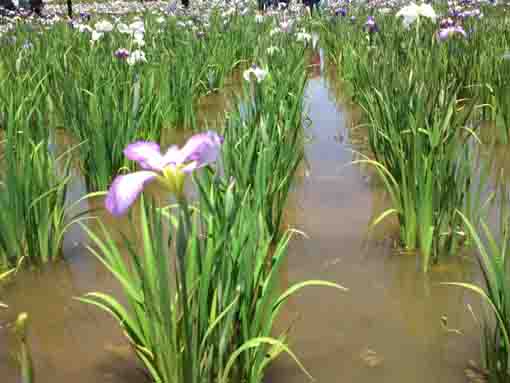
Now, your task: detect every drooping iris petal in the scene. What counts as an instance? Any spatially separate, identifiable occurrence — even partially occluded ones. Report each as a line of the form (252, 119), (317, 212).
(243, 65), (268, 83)
(124, 141), (165, 171)
(105, 171), (157, 216)
(179, 131), (223, 168)
(253, 67), (268, 82)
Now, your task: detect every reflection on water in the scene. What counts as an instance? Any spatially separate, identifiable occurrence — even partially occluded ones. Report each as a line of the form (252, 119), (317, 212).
(0, 56), (485, 383)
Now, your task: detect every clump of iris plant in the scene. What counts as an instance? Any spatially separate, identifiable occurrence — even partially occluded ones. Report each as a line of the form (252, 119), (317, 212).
(104, 131), (223, 216)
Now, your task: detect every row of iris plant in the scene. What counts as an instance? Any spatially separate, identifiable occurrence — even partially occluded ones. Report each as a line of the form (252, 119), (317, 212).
(319, 1), (510, 380)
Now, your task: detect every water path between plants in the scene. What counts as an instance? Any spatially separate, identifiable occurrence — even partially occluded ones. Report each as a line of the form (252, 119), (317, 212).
(0, 57), (486, 383)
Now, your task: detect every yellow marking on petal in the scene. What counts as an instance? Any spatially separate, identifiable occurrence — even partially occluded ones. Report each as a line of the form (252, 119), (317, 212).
(158, 165), (188, 199)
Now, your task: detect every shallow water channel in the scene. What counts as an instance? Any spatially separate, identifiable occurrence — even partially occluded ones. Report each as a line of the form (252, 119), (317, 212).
(0, 56), (488, 382)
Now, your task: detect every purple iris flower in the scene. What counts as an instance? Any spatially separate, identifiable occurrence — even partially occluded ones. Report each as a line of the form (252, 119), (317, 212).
(80, 12), (91, 21)
(105, 131), (223, 216)
(437, 25), (467, 41)
(439, 17), (454, 28)
(335, 7), (347, 16)
(114, 48), (130, 60)
(448, 8), (460, 18)
(364, 16), (378, 33)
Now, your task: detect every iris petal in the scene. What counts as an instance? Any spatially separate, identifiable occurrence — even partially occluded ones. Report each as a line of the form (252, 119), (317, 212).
(105, 171), (157, 216)
(179, 131), (223, 168)
(124, 141), (165, 171)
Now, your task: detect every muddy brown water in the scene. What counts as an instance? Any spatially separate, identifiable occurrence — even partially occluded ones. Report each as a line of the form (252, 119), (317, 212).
(0, 57), (492, 383)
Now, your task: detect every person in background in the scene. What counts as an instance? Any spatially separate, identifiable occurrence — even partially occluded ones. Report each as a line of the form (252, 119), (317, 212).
(258, 0), (290, 12)
(0, 0), (43, 15)
(303, 0), (320, 15)
(30, 0), (42, 14)
(0, 0), (16, 10)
